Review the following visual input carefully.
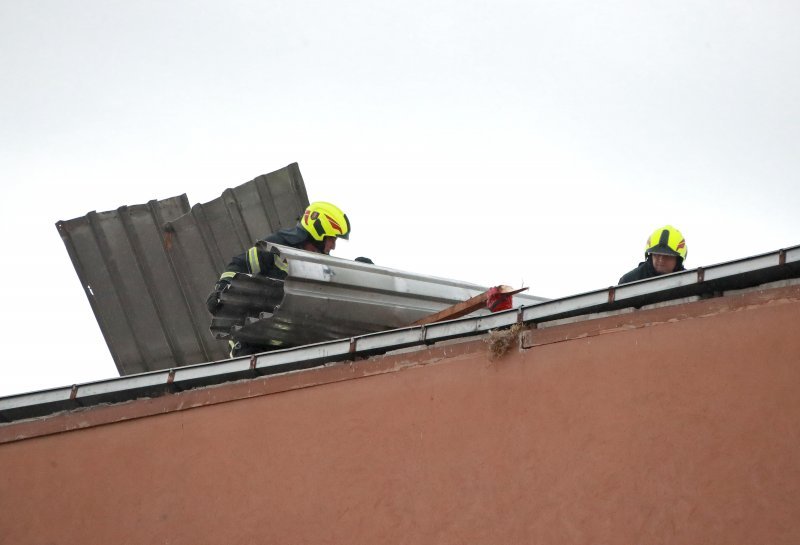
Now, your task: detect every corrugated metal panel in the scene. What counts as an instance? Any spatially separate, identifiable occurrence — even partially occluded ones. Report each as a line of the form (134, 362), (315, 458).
(56, 164), (310, 375)
(211, 244), (548, 348)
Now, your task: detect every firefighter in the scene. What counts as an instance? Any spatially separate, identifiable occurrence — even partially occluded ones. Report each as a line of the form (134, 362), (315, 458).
(206, 201), (351, 356)
(618, 225), (687, 285)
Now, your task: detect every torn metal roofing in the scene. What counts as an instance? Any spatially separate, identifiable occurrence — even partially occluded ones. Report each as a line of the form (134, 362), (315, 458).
(4, 244), (799, 424)
(56, 164), (309, 375)
(210, 244), (549, 348)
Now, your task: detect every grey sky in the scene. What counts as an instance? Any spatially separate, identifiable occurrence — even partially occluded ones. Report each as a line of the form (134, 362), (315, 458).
(1, 0), (798, 395)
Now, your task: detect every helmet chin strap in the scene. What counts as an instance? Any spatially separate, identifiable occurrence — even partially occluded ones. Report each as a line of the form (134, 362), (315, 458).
(308, 238), (327, 253)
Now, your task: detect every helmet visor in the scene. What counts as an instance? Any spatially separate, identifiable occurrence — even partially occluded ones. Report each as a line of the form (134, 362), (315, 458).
(647, 245), (681, 257)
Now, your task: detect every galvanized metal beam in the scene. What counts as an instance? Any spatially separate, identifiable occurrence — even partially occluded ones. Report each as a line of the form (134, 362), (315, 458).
(210, 244), (547, 349)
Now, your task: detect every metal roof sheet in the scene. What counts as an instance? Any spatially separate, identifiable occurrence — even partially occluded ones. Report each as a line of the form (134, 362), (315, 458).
(210, 243), (549, 348)
(56, 163), (309, 375)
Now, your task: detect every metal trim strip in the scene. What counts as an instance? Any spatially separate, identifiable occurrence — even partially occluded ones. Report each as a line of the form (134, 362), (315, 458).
(3, 244), (799, 422)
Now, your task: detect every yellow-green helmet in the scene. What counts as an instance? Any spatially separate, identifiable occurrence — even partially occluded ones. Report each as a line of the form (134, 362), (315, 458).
(301, 201), (350, 241)
(645, 225), (687, 261)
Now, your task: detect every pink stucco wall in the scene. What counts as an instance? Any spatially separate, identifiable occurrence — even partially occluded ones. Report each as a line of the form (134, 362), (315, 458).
(2, 284), (799, 544)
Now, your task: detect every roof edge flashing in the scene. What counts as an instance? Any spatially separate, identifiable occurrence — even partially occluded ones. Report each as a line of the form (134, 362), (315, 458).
(3, 244), (800, 424)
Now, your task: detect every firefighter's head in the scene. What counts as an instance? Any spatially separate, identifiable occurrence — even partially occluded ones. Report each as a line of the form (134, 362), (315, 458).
(645, 225), (687, 274)
(300, 201), (350, 254)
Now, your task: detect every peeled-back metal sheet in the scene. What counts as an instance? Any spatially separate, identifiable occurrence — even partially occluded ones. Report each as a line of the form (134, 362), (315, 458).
(56, 164), (310, 375)
(223, 244), (549, 348)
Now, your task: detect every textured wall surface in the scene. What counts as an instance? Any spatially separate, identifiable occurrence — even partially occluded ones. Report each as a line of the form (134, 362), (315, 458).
(2, 285), (799, 544)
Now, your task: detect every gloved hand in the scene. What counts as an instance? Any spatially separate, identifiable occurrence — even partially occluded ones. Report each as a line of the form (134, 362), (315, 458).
(205, 280), (230, 314)
(355, 257), (374, 264)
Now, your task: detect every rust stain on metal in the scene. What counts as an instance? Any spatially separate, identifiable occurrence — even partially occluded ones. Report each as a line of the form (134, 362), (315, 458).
(162, 230), (173, 251)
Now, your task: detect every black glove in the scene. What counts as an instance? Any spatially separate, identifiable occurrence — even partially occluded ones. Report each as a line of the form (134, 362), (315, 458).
(355, 257), (374, 264)
(205, 280), (230, 315)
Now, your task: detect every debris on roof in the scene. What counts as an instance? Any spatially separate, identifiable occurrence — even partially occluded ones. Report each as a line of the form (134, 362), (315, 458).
(412, 285), (529, 326)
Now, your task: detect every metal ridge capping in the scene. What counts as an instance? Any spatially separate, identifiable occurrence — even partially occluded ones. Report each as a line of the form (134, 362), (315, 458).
(3, 244), (799, 423)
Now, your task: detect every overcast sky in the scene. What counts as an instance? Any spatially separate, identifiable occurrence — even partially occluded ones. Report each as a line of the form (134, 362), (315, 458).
(1, 0), (798, 396)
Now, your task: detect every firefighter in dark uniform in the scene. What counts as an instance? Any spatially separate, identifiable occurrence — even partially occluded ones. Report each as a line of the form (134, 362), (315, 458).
(206, 201), (351, 356)
(618, 225), (687, 285)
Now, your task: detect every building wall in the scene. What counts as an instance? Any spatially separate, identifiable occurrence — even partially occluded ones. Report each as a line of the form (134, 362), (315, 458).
(2, 285), (800, 544)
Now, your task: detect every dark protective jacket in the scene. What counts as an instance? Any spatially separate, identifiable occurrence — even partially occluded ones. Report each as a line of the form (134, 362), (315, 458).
(206, 224), (310, 315)
(207, 224), (313, 356)
(209, 223), (371, 356)
(222, 224), (311, 281)
(618, 257), (685, 285)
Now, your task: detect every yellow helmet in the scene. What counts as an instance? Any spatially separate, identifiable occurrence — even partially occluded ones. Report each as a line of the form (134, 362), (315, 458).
(300, 201), (350, 241)
(645, 225), (687, 261)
